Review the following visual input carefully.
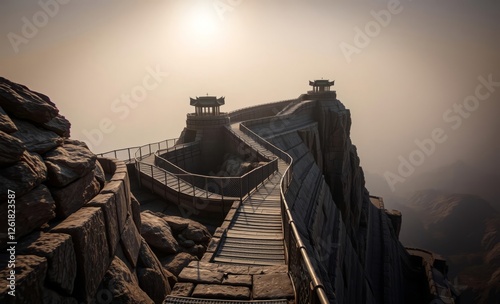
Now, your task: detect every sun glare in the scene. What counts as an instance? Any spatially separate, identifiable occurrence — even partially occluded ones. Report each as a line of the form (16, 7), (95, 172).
(185, 5), (218, 41)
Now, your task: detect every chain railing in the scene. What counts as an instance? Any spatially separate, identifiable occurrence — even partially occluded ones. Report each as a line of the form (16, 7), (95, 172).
(97, 139), (179, 163)
(240, 114), (332, 304)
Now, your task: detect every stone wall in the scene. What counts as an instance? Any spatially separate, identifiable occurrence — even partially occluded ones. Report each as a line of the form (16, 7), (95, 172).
(248, 98), (414, 303)
(0, 78), (169, 303)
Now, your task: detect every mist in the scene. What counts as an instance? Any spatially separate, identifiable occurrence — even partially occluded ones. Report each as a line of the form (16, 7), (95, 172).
(1, 0), (499, 204)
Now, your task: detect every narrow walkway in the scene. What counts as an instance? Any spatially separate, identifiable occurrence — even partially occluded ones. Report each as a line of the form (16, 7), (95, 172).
(212, 123), (289, 266)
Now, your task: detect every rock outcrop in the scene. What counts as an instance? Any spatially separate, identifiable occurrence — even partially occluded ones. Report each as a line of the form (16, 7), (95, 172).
(0, 78), (172, 304)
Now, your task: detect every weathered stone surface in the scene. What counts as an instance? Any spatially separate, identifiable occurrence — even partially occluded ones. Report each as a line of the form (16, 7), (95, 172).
(0, 130), (25, 166)
(11, 118), (62, 154)
(137, 267), (171, 304)
(85, 193), (119, 257)
(120, 215), (142, 267)
(181, 224), (211, 245)
(222, 274), (252, 287)
(0, 105), (17, 133)
(39, 114), (71, 137)
(131, 194), (142, 229)
(44, 143), (97, 187)
(162, 215), (189, 232)
(178, 267), (223, 284)
(0, 77), (58, 123)
(136, 238), (171, 302)
(96, 256), (154, 304)
(101, 180), (129, 231)
(184, 244), (206, 259)
(253, 273), (295, 299)
(164, 268), (177, 288)
(17, 232), (77, 295)
(51, 169), (100, 218)
(51, 207), (109, 302)
(170, 282), (194, 297)
(192, 284), (251, 300)
(0, 255), (47, 304)
(94, 160), (106, 189)
(141, 211), (179, 254)
(0, 151), (46, 199)
(0, 184), (55, 243)
(160, 252), (198, 276)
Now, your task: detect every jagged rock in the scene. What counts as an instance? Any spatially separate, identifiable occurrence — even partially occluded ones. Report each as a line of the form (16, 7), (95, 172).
(0, 151), (47, 200)
(0, 255), (47, 304)
(11, 118), (63, 154)
(51, 169), (101, 218)
(94, 160), (106, 188)
(17, 232), (77, 295)
(140, 211), (179, 254)
(39, 114), (71, 137)
(0, 185), (55, 243)
(191, 284), (251, 300)
(163, 268), (177, 289)
(51, 207), (109, 303)
(0, 106), (17, 133)
(160, 252), (198, 276)
(0, 130), (25, 166)
(0, 77), (58, 123)
(96, 256), (154, 304)
(137, 267), (171, 304)
(44, 142), (97, 187)
(137, 238), (171, 302)
(181, 225), (211, 245)
(120, 216), (142, 268)
(131, 194), (142, 229)
(181, 240), (196, 248)
(183, 244), (206, 259)
(162, 215), (190, 232)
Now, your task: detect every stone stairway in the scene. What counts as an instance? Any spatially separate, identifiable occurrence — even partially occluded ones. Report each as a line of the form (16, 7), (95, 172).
(211, 124), (289, 266)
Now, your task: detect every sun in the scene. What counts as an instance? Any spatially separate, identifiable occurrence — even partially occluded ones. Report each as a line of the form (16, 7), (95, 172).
(185, 5), (218, 41)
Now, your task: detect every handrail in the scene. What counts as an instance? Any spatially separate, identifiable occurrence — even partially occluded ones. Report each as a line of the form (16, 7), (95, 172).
(240, 110), (332, 303)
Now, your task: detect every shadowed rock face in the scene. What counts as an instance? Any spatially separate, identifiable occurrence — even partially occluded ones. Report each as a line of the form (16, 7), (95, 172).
(0, 78), (175, 303)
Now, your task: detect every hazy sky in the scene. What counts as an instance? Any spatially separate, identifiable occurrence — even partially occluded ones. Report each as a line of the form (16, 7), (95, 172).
(1, 0), (499, 198)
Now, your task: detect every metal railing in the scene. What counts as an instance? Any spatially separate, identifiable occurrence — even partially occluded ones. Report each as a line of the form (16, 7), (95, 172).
(97, 139), (179, 163)
(240, 118), (332, 304)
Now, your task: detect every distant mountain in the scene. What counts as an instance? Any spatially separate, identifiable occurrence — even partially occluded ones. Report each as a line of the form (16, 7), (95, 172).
(395, 189), (500, 304)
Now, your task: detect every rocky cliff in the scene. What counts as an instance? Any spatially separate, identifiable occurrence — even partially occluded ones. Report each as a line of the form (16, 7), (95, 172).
(246, 96), (456, 303)
(0, 78), (204, 303)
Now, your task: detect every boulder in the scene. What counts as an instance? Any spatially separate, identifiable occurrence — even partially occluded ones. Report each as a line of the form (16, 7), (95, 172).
(0, 184), (56, 243)
(131, 194), (142, 229)
(0, 105), (17, 133)
(191, 284), (251, 300)
(181, 226), (211, 245)
(160, 252), (198, 276)
(51, 169), (101, 218)
(11, 118), (63, 154)
(39, 114), (71, 137)
(44, 143), (97, 187)
(0, 77), (58, 123)
(137, 267), (171, 304)
(0, 151), (47, 200)
(140, 211), (179, 254)
(96, 256), (154, 304)
(0, 130), (25, 166)
(137, 238), (172, 302)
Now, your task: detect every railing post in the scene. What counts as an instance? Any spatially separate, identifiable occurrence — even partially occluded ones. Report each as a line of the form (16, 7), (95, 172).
(150, 165), (154, 193)
(177, 176), (181, 205)
(240, 178), (243, 203)
(164, 171), (167, 199)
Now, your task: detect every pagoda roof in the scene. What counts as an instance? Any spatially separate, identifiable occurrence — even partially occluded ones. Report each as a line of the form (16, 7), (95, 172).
(309, 79), (335, 87)
(190, 96), (225, 107)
